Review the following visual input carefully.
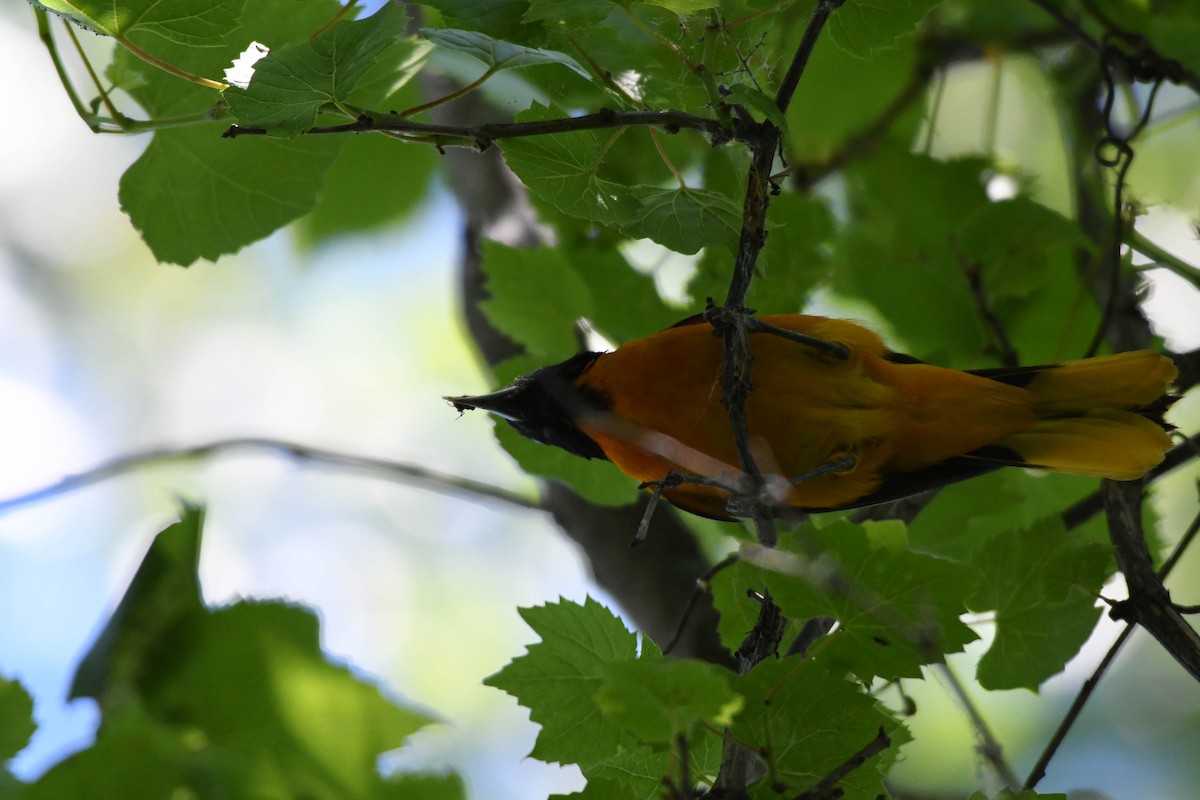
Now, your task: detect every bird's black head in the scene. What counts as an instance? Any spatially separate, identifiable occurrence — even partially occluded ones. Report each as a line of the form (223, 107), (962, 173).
(447, 351), (610, 460)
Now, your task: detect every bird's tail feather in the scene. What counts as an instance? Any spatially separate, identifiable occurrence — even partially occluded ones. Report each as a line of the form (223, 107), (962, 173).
(971, 351), (1177, 480)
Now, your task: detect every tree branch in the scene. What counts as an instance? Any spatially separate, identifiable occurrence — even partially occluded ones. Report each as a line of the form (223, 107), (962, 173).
(1103, 479), (1200, 682)
(774, 0), (846, 113)
(1029, 0), (1200, 93)
(224, 108), (732, 148)
(787, 54), (934, 190)
(419, 60), (732, 664)
(0, 437), (539, 516)
(934, 662), (1019, 788)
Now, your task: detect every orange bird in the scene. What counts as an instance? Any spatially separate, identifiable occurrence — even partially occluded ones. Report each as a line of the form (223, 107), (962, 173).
(449, 314), (1176, 520)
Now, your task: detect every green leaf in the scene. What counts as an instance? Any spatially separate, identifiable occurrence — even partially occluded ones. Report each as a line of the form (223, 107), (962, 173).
(955, 195), (1101, 363)
(421, 28), (591, 78)
(832, 150), (991, 363)
(955, 197), (1092, 299)
(501, 104), (740, 253)
(480, 242), (595, 362)
(590, 734), (723, 794)
(296, 124), (438, 244)
(43, 504), (442, 799)
(277, 18), (436, 244)
(119, 127), (342, 265)
(485, 599), (725, 793)
(479, 238), (681, 349)
(828, 0), (940, 57)
(422, 0), (536, 41)
(144, 601), (434, 797)
(500, 105), (642, 226)
(624, 185), (741, 255)
(494, 422), (640, 505)
(111, 0), (347, 264)
(527, 6), (708, 109)
(485, 598), (639, 767)
(721, 83), (789, 132)
(70, 503), (205, 703)
(714, 520), (978, 681)
(226, 4), (414, 135)
(1146, 14), (1200, 75)
(642, 0), (718, 12)
(907, 471), (1107, 563)
(548, 777), (628, 800)
(378, 773), (467, 800)
(595, 658), (741, 743)
(754, 192), (835, 308)
(785, 31), (921, 160)
(968, 517), (1110, 691)
(32, 0), (243, 46)
(0, 677), (35, 763)
(570, 247), (684, 343)
(27, 703), (192, 800)
(523, 0), (618, 27)
(732, 659), (908, 799)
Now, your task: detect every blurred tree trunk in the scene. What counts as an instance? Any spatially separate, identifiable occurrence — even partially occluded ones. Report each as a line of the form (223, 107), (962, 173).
(421, 70), (732, 666)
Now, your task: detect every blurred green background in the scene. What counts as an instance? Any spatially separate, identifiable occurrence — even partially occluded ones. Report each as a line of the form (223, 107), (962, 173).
(3, 3), (1200, 799)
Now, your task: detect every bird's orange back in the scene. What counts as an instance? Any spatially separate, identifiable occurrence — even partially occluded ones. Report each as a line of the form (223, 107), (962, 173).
(571, 315), (1170, 516)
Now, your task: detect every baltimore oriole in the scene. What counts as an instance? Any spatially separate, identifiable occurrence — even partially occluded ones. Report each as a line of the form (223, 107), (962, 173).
(449, 314), (1176, 520)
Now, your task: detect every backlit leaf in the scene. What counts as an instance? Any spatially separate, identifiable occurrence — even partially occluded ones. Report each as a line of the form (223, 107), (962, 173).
(226, 4), (414, 135)
(422, 28), (590, 78)
(32, 0), (242, 46)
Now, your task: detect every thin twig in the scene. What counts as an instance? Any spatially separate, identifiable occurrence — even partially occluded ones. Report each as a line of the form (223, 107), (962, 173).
(1026, 0), (1103, 53)
(564, 31), (641, 107)
(743, 316), (850, 360)
(1127, 227), (1200, 293)
(922, 67), (946, 156)
(117, 33), (227, 91)
(634, 479), (669, 547)
(311, 0), (358, 39)
(1078, 31), (1173, 357)
(663, 553), (741, 655)
(34, 9), (127, 133)
(711, 589), (787, 795)
(774, 0), (846, 114)
(958, 247), (1020, 367)
(399, 67), (497, 118)
(62, 20), (124, 122)
(792, 727), (892, 800)
(934, 662), (1020, 788)
(983, 49), (1003, 158)
(740, 543), (946, 666)
(649, 127), (688, 188)
(787, 56), (935, 188)
(707, 301), (776, 544)
(0, 437), (539, 515)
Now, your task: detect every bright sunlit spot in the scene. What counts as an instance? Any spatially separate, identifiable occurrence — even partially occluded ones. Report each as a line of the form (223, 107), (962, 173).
(985, 172), (1020, 201)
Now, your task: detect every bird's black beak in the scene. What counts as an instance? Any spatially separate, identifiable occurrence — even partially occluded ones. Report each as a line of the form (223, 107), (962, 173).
(445, 385), (526, 422)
